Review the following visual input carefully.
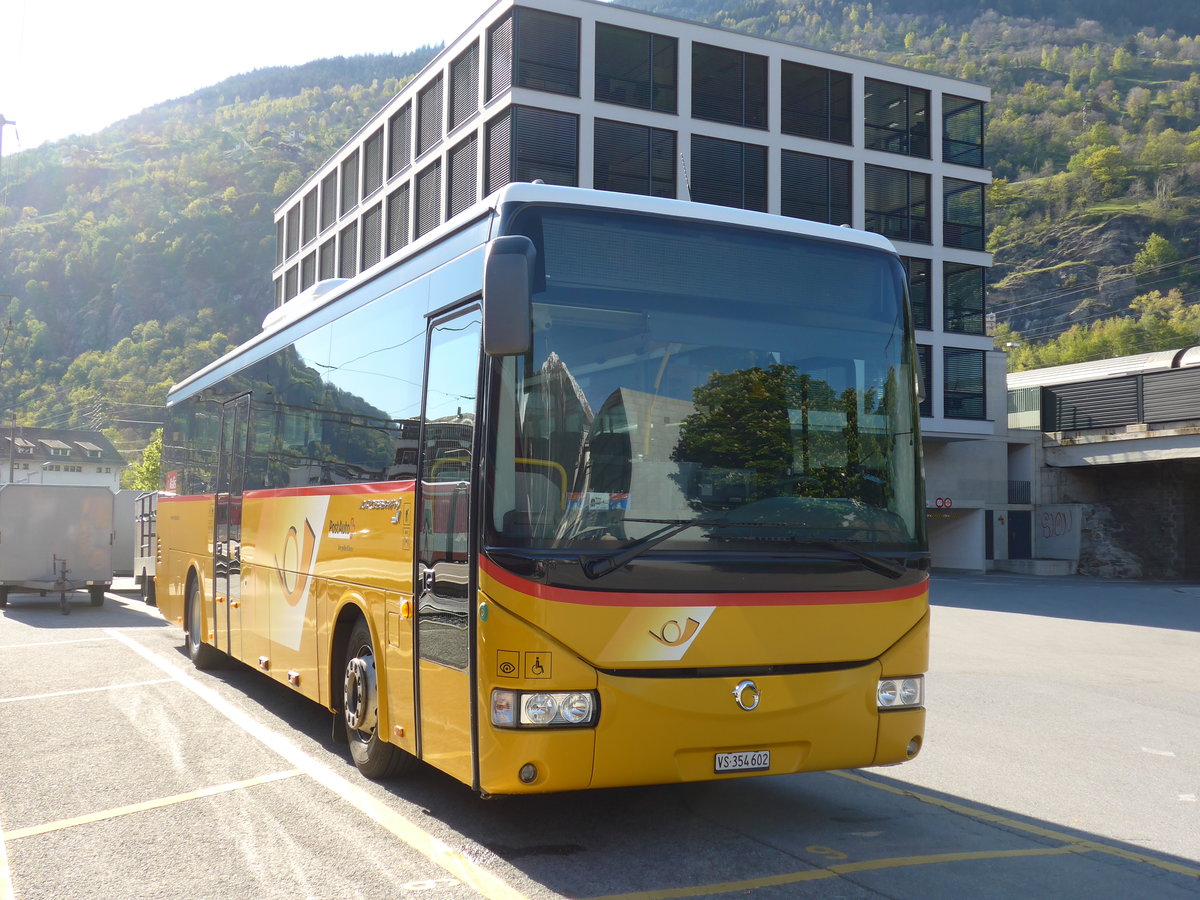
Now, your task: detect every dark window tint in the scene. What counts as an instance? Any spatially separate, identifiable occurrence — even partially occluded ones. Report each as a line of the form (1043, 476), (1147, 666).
(502, 106), (578, 187)
(340, 151), (359, 215)
(944, 177), (985, 251)
(301, 188), (318, 246)
(448, 135), (479, 218)
(594, 22), (677, 113)
(780, 150), (850, 225)
(415, 161), (442, 238)
(944, 95), (985, 167)
(338, 221), (358, 278)
(516, 8), (579, 96)
(692, 43), (767, 129)
(690, 134), (767, 212)
(781, 61), (850, 144)
(902, 256), (931, 331)
(363, 128), (384, 198)
(320, 171), (338, 230)
(865, 79), (930, 158)
(864, 165), (930, 243)
(450, 41), (480, 130)
(594, 119), (675, 198)
(418, 74), (443, 156)
(944, 262), (985, 335)
(387, 183), (410, 256)
(361, 203), (383, 270)
(944, 347), (985, 419)
(388, 103), (412, 177)
(318, 238), (336, 280)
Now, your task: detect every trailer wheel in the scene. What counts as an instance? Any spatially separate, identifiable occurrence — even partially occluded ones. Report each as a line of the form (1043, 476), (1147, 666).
(89, 587), (105, 606)
(186, 577), (223, 670)
(342, 617), (415, 779)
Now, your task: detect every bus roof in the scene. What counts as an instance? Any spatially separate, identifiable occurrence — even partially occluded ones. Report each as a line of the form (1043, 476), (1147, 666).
(169, 183), (898, 404)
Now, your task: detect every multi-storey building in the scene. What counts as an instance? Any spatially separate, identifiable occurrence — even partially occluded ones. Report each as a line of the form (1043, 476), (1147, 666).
(1, 427), (125, 490)
(271, 0), (1005, 569)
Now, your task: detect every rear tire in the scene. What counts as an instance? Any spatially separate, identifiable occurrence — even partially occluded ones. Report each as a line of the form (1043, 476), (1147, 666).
(186, 577), (223, 670)
(343, 617), (415, 779)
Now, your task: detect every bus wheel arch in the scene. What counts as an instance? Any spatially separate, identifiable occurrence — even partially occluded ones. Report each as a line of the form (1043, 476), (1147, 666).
(185, 569), (222, 670)
(335, 609), (416, 779)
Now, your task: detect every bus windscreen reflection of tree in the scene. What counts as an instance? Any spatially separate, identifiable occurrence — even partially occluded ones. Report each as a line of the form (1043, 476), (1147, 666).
(671, 363), (895, 520)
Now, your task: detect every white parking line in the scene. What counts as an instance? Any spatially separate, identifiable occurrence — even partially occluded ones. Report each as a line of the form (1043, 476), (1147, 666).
(0, 679), (175, 704)
(106, 629), (528, 900)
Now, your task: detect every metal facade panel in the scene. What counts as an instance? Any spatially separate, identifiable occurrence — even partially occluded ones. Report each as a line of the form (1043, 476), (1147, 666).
(1143, 367), (1200, 424)
(1044, 376), (1139, 431)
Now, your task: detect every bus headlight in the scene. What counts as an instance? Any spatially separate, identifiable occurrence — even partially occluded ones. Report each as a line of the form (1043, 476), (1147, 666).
(491, 689), (599, 728)
(877, 676), (924, 710)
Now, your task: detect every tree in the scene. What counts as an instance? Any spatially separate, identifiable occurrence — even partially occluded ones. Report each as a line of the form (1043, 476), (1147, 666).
(122, 429), (162, 490)
(1132, 233), (1180, 282)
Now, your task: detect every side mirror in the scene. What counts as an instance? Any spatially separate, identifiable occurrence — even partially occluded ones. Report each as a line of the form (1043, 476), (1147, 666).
(483, 235), (535, 356)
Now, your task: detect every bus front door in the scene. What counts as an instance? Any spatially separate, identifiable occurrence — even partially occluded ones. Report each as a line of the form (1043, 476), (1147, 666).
(214, 393), (250, 658)
(414, 307), (481, 785)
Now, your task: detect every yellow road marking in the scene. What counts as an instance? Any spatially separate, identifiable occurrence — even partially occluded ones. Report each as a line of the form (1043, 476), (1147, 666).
(4, 770), (304, 840)
(588, 846), (1087, 900)
(0, 678), (175, 704)
(106, 629), (528, 900)
(832, 770), (1200, 879)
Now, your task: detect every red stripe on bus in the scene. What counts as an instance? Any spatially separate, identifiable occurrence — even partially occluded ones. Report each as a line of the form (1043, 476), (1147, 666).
(480, 556), (927, 608)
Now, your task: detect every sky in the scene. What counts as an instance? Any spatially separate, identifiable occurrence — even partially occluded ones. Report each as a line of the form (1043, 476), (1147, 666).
(0, 0), (506, 156)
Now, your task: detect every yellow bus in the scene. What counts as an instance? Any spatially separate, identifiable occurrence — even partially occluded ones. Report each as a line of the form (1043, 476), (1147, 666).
(157, 183), (929, 794)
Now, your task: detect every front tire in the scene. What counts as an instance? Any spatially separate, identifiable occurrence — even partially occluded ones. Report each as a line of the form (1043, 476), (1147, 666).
(186, 577), (223, 670)
(343, 617), (415, 779)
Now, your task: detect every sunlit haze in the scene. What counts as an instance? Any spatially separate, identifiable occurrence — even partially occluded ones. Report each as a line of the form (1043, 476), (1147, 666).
(0, 0), (505, 154)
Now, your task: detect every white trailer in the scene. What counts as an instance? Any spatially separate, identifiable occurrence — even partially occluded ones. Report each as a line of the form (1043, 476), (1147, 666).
(0, 483), (114, 614)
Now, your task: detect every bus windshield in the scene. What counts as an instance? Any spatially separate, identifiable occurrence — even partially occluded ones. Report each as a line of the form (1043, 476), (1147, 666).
(489, 206), (924, 559)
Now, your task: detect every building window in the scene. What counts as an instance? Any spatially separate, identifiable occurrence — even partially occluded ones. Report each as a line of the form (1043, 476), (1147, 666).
(692, 43), (767, 129)
(387, 183), (410, 256)
(944, 95), (985, 167)
(864, 165), (930, 243)
(916, 345), (933, 418)
(415, 161), (442, 239)
(338, 221), (358, 278)
(301, 187), (318, 246)
(276, 219), (285, 266)
(320, 171), (338, 231)
(901, 257), (932, 331)
(489, 8), (580, 99)
(780, 150), (850, 225)
(450, 41), (480, 130)
(448, 135), (479, 218)
(318, 238), (335, 280)
(781, 61), (850, 144)
(284, 264), (298, 301)
(486, 106), (578, 193)
(300, 251), (316, 291)
(690, 135), (767, 212)
(417, 74), (443, 157)
(388, 103), (412, 178)
(363, 128), (384, 198)
(285, 204), (299, 259)
(594, 22), (676, 113)
(944, 347), (986, 419)
(340, 151), (359, 215)
(944, 177), (985, 251)
(593, 119), (675, 198)
(944, 262), (986, 334)
(865, 79), (930, 157)
(361, 204), (383, 270)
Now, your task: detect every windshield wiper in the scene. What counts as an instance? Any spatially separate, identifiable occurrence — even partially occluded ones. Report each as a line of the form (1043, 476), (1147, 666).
(581, 520), (909, 580)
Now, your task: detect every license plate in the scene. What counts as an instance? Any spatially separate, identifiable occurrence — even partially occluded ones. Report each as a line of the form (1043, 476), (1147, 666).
(714, 750), (770, 773)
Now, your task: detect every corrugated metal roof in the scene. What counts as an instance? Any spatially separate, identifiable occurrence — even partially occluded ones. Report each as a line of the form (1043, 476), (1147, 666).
(1007, 348), (1192, 389)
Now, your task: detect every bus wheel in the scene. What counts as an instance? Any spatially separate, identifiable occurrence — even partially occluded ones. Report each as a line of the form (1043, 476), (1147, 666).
(343, 618), (414, 779)
(186, 578), (223, 670)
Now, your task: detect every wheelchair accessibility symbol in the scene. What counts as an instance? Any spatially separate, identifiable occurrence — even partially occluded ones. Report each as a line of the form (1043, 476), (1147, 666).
(524, 652), (551, 679)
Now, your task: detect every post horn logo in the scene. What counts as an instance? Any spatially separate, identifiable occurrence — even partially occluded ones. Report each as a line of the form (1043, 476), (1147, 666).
(732, 680), (761, 711)
(648, 617), (701, 647)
